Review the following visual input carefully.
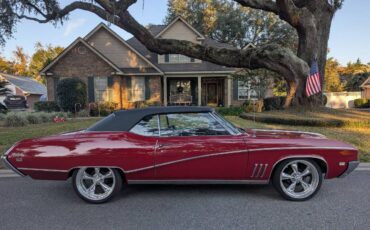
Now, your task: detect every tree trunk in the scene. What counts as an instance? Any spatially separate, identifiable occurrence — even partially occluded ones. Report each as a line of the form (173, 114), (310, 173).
(292, 9), (334, 106)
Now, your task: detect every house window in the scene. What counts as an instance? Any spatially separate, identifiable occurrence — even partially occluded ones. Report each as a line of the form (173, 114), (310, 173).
(94, 77), (112, 102)
(238, 80), (258, 100)
(158, 54), (201, 64)
(131, 77), (145, 102)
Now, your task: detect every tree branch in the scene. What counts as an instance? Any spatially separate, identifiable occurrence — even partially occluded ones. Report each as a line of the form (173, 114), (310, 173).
(233, 0), (278, 14)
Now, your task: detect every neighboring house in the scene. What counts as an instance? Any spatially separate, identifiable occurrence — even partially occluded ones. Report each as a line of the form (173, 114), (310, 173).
(0, 73), (47, 110)
(360, 77), (370, 99)
(41, 16), (271, 109)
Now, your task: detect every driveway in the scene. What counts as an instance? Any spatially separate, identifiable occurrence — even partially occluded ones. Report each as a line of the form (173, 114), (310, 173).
(0, 170), (369, 230)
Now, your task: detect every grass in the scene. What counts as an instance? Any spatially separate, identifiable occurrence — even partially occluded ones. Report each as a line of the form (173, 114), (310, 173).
(0, 118), (101, 169)
(227, 116), (370, 162)
(251, 107), (370, 127)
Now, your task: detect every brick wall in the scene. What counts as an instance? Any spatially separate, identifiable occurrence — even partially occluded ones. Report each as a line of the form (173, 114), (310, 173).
(46, 42), (114, 101)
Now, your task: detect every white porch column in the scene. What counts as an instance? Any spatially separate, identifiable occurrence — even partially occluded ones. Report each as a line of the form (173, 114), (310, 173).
(197, 76), (202, 106)
(226, 75), (232, 107)
(163, 76), (168, 106)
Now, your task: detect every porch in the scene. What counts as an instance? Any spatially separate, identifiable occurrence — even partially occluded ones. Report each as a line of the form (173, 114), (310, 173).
(163, 75), (233, 107)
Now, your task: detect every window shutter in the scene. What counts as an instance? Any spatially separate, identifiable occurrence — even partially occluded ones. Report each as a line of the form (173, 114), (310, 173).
(53, 77), (60, 101)
(107, 76), (114, 88)
(126, 77), (132, 101)
(145, 76), (151, 100)
(164, 54), (169, 63)
(88, 77), (95, 102)
(233, 79), (238, 100)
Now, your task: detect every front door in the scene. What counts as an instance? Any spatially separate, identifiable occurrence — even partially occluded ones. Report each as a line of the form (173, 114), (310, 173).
(207, 83), (218, 104)
(154, 112), (248, 180)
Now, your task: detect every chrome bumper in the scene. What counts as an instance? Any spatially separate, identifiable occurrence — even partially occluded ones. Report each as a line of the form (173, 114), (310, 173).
(339, 161), (360, 178)
(1, 155), (25, 177)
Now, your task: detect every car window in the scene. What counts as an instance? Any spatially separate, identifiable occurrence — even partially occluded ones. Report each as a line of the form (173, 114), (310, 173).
(130, 115), (159, 136)
(159, 113), (230, 137)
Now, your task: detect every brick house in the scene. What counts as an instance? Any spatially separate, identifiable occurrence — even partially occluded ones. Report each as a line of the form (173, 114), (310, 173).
(360, 77), (370, 99)
(41, 17), (272, 109)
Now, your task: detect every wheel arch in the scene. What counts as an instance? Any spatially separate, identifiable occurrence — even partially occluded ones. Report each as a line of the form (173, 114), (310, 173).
(67, 166), (127, 183)
(269, 156), (328, 181)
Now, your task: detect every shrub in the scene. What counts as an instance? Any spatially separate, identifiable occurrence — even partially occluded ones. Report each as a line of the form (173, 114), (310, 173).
(263, 97), (286, 111)
(240, 113), (344, 127)
(34, 101), (60, 112)
(38, 112), (54, 123)
(216, 106), (244, 116)
(56, 78), (87, 112)
(77, 110), (90, 117)
(26, 113), (42, 124)
(0, 113), (6, 121)
(89, 102), (118, 117)
(354, 98), (369, 108)
(4, 113), (29, 127)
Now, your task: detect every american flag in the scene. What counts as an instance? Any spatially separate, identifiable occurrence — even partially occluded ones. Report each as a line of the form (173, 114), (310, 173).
(305, 61), (322, 97)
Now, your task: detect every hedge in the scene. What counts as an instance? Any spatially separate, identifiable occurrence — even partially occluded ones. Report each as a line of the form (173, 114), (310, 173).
(34, 101), (60, 112)
(240, 113), (344, 127)
(216, 107), (244, 116)
(354, 98), (369, 108)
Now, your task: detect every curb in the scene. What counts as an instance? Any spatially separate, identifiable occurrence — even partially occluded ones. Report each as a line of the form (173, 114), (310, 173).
(1, 163), (370, 178)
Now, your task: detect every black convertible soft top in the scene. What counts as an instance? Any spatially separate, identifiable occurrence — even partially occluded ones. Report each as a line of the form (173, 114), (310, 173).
(86, 106), (214, 132)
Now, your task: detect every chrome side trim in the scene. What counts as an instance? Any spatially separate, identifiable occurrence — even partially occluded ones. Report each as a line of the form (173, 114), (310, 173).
(248, 146), (356, 152)
(1, 155), (25, 176)
(127, 179), (269, 185)
(251, 164), (258, 177)
(339, 161), (359, 178)
(126, 147), (349, 174)
(260, 164), (268, 178)
(125, 149), (249, 174)
(17, 167), (68, 173)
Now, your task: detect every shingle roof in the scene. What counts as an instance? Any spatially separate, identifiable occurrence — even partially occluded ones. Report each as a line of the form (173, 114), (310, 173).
(125, 25), (236, 73)
(0, 73), (47, 95)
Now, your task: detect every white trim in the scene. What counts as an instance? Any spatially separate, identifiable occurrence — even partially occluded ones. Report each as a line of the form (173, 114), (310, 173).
(360, 77), (370, 88)
(84, 23), (163, 75)
(18, 168), (68, 173)
(155, 16), (205, 40)
(127, 180), (268, 185)
(40, 37), (122, 74)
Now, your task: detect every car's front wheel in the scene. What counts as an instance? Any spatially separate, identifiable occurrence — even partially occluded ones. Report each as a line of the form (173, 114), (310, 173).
(272, 159), (323, 201)
(72, 167), (122, 204)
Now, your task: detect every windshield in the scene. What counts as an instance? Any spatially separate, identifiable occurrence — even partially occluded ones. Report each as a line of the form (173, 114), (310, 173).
(211, 112), (242, 135)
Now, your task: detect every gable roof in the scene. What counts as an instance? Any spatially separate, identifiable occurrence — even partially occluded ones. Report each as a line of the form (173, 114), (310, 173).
(360, 77), (370, 88)
(84, 23), (163, 75)
(40, 37), (122, 75)
(155, 16), (205, 40)
(0, 73), (47, 95)
(126, 25), (235, 74)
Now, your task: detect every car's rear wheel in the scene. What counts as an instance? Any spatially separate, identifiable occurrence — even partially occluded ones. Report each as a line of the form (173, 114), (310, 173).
(272, 159), (322, 201)
(72, 167), (122, 204)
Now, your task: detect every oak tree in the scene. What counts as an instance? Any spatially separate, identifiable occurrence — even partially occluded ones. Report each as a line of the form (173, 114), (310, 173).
(0, 0), (345, 107)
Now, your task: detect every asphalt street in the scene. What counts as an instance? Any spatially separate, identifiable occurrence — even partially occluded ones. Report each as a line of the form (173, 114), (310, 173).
(0, 171), (369, 230)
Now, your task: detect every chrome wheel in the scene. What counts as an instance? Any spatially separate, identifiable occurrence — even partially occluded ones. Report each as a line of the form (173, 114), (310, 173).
(75, 167), (116, 201)
(279, 160), (320, 199)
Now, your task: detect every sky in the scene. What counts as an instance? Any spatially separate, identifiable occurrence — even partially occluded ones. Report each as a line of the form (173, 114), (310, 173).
(0, 0), (368, 66)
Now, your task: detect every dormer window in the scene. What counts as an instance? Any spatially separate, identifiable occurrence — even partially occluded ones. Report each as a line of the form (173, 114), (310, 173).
(158, 54), (201, 64)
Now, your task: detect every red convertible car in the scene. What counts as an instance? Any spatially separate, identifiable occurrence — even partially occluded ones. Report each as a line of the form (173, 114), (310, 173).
(2, 107), (359, 203)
